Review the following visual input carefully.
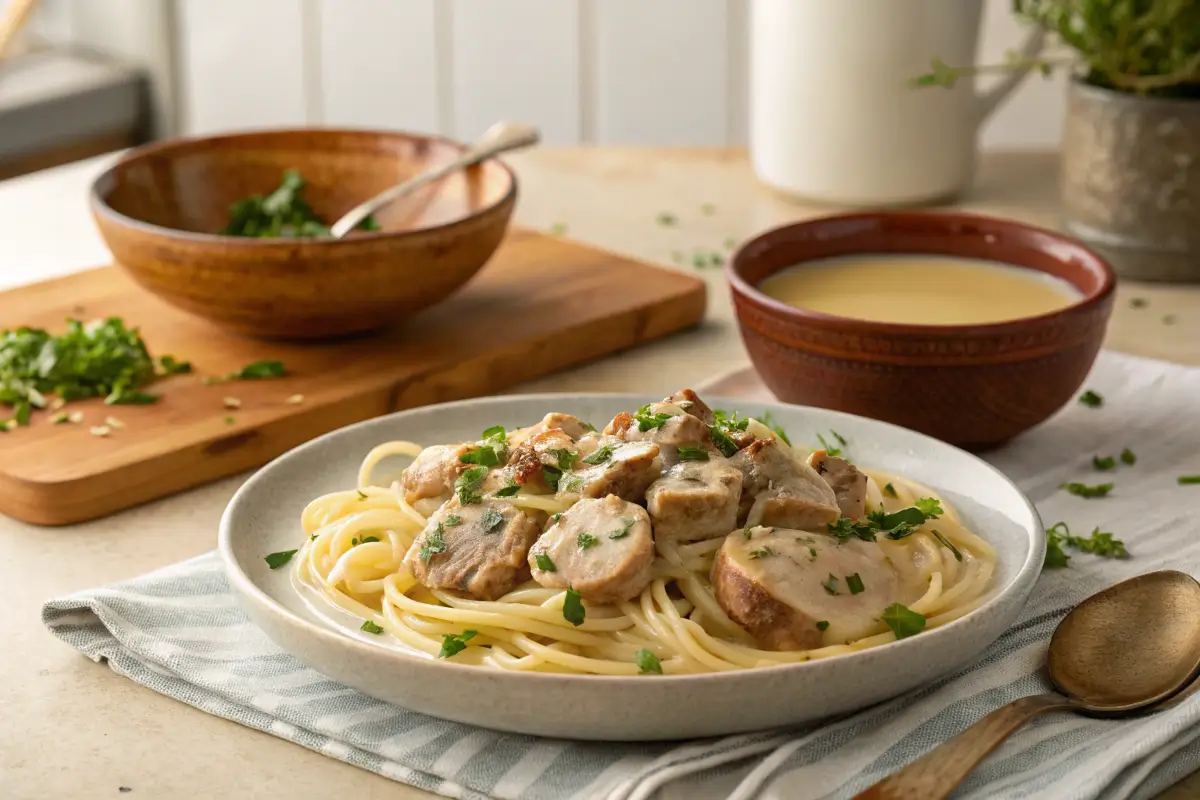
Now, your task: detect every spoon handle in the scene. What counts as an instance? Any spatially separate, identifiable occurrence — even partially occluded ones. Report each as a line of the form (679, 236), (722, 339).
(330, 121), (540, 238)
(852, 693), (1076, 800)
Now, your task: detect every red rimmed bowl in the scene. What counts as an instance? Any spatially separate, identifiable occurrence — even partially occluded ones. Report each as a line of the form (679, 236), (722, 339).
(727, 211), (1116, 449)
(91, 128), (517, 340)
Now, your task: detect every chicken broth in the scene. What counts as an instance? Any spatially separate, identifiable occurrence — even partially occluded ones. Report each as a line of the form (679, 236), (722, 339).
(759, 255), (1082, 325)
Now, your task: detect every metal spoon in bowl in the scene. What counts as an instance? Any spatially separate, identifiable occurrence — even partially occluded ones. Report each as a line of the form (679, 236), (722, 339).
(329, 121), (540, 239)
(856, 570), (1200, 800)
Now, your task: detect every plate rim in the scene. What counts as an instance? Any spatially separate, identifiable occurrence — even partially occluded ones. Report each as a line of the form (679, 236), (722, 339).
(218, 391), (1046, 685)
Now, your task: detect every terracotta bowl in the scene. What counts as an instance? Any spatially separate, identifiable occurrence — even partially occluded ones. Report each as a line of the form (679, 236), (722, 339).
(90, 129), (517, 339)
(727, 211), (1116, 449)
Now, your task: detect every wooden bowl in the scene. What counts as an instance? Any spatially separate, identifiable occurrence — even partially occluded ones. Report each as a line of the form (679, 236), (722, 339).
(90, 129), (517, 339)
(727, 211), (1116, 449)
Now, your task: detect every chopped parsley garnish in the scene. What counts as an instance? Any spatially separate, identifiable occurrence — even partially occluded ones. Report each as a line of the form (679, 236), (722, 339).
(481, 425), (507, 440)
(582, 444), (615, 465)
(359, 536), (380, 544)
(708, 409), (750, 456)
(827, 517), (878, 543)
(708, 424), (739, 457)
(1121, 447), (1136, 466)
(356, 489), (368, 501)
(156, 355), (192, 375)
(437, 630), (478, 659)
(264, 549), (297, 569)
(633, 404), (673, 431)
(460, 445), (503, 467)
(1079, 390), (1104, 408)
(1179, 475), (1200, 485)
(0, 317), (187, 421)
(444, 514), (462, 526)
(758, 411), (791, 445)
(480, 507), (505, 533)
(883, 483), (898, 498)
(881, 604), (926, 639)
(549, 513), (562, 525)
(742, 526), (753, 539)
(580, 421), (597, 432)
(932, 531), (963, 562)
(548, 448), (576, 471)
(542, 465), (563, 491)
(829, 499), (941, 543)
(822, 574), (839, 595)
(748, 547), (774, 559)
(809, 547), (818, 559)
(1044, 521), (1129, 568)
(454, 466), (488, 504)
(816, 432), (842, 457)
(676, 446), (710, 461)
(1093, 455), (1116, 471)
(360, 620), (384, 634)
(578, 532), (599, 550)
(223, 169), (379, 238)
(1060, 482), (1113, 498)
(816, 621), (829, 632)
(846, 573), (865, 594)
(493, 480), (521, 498)
(420, 526), (447, 562)
(913, 497), (943, 518)
(562, 587), (585, 626)
(636, 649), (663, 675)
(609, 518), (635, 539)
(535, 552), (556, 572)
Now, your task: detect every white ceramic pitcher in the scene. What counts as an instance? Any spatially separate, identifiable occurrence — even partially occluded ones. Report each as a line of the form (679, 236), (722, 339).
(750, 0), (1045, 206)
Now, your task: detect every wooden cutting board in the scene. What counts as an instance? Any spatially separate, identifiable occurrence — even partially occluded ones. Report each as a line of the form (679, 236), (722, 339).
(0, 228), (706, 525)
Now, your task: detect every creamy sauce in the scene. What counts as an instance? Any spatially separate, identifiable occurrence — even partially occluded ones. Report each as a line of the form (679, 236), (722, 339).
(759, 255), (1082, 325)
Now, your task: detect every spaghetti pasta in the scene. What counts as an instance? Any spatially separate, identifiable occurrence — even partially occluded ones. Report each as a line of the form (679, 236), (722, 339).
(293, 414), (997, 676)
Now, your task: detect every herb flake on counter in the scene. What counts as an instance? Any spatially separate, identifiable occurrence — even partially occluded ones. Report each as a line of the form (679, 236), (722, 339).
(881, 604), (926, 639)
(51, 411), (69, 424)
(1079, 390), (1104, 408)
(1061, 481), (1113, 499)
(578, 531), (599, 550)
(1044, 521), (1128, 567)
(656, 212), (678, 227)
(420, 526), (447, 562)
(1130, 297), (1148, 308)
(360, 620), (384, 634)
(1121, 447), (1137, 466)
(677, 445), (710, 462)
(723, 236), (737, 250)
(548, 222), (568, 236)
(223, 170), (380, 238)
(223, 415), (235, 425)
(933, 530), (963, 562)
(700, 203), (716, 215)
(1163, 314), (1177, 325)
(846, 573), (865, 595)
(562, 587), (585, 626)
(438, 630), (478, 658)
(1093, 455), (1116, 470)
(264, 549), (297, 569)
(535, 552), (557, 572)
(636, 648), (663, 674)
(1179, 475), (1200, 485)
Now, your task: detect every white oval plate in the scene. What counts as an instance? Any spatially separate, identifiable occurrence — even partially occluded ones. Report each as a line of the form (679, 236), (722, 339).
(219, 394), (1043, 741)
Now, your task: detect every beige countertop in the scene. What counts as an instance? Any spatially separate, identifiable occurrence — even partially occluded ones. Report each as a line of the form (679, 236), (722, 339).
(1, 149), (1198, 800)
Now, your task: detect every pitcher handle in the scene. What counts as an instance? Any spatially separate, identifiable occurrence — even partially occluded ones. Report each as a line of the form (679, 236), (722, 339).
(974, 24), (1047, 124)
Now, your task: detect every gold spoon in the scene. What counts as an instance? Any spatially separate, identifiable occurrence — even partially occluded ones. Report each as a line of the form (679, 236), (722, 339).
(855, 570), (1200, 800)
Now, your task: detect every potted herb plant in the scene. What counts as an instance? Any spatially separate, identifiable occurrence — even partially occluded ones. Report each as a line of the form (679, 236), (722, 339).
(919, 0), (1200, 282)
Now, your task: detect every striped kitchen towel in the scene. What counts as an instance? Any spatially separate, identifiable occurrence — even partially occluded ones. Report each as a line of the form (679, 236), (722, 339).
(43, 351), (1200, 800)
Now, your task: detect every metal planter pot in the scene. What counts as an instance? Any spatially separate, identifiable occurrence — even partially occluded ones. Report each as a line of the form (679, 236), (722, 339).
(1061, 79), (1200, 282)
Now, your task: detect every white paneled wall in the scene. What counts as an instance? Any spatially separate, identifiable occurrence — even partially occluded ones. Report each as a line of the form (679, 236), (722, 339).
(173, 0), (1066, 149)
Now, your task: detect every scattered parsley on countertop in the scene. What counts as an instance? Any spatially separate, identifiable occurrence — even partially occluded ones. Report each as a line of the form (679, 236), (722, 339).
(1129, 297), (1148, 308)
(1121, 447), (1137, 466)
(1092, 455), (1116, 471)
(1044, 521), (1128, 568)
(656, 212), (678, 227)
(1061, 482), (1113, 499)
(636, 648), (663, 675)
(1078, 390), (1104, 408)
(438, 630), (478, 658)
(1179, 475), (1200, 485)
(264, 549), (298, 569)
(881, 604), (926, 639)
(206, 360), (287, 384)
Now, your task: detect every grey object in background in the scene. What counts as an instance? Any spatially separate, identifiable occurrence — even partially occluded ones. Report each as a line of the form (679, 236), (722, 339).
(1062, 79), (1200, 283)
(0, 48), (145, 179)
